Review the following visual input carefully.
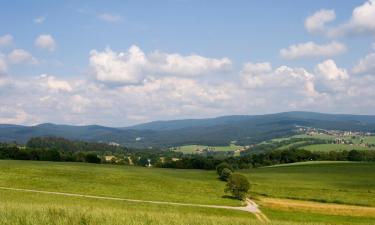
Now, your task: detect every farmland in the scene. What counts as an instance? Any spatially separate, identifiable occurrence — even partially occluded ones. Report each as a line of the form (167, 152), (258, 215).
(265, 132), (375, 153)
(172, 144), (243, 154)
(0, 160), (374, 224)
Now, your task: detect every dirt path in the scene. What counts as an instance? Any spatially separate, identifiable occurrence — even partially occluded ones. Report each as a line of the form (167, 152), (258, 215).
(0, 186), (268, 222)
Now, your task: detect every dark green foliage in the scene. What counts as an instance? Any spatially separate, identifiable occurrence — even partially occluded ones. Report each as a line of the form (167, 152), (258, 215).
(27, 137), (126, 153)
(347, 150), (363, 161)
(216, 162), (234, 175)
(220, 168), (232, 181)
(85, 153), (101, 163)
(225, 173), (250, 200)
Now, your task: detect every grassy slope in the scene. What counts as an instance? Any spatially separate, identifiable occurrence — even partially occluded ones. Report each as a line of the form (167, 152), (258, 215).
(301, 144), (375, 152)
(0, 160), (374, 225)
(243, 162), (375, 206)
(0, 160), (239, 206)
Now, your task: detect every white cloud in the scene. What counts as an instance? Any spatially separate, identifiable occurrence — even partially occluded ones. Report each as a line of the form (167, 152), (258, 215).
(0, 55), (7, 75)
(241, 62), (319, 97)
(149, 51), (231, 76)
(8, 49), (38, 64)
(315, 59), (349, 80)
(70, 95), (91, 113)
(240, 62), (272, 88)
(0, 34), (13, 47)
(352, 52), (375, 74)
(34, 16), (46, 24)
(90, 46), (147, 84)
(35, 34), (56, 51)
(305, 9), (336, 33)
(98, 13), (122, 22)
(310, 0), (375, 36)
(280, 41), (346, 59)
(90, 45), (232, 84)
(38, 74), (73, 92)
(341, 0), (375, 34)
(0, 106), (30, 124)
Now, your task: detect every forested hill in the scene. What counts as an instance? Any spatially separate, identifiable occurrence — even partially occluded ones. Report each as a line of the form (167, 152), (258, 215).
(1, 111), (375, 148)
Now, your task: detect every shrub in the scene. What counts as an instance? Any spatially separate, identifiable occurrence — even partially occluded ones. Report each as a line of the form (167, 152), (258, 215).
(85, 153), (101, 163)
(216, 162), (234, 176)
(220, 168), (232, 181)
(225, 173), (250, 200)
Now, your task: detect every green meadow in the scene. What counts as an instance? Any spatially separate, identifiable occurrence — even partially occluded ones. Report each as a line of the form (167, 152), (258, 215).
(173, 144), (242, 154)
(244, 162), (375, 206)
(300, 144), (375, 152)
(0, 160), (374, 224)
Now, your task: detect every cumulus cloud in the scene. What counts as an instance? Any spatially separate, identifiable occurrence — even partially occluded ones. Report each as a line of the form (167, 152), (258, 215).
(309, 0), (375, 36)
(90, 45), (232, 84)
(0, 34), (13, 47)
(241, 62), (319, 98)
(38, 74), (73, 92)
(0, 55), (7, 75)
(352, 52), (375, 74)
(315, 59), (349, 80)
(90, 46), (147, 84)
(8, 49), (38, 64)
(0, 106), (30, 124)
(35, 34), (56, 51)
(305, 9), (336, 33)
(98, 13), (122, 22)
(280, 41), (346, 59)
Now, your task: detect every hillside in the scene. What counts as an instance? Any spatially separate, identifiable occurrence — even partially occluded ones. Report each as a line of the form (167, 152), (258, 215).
(1, 111), (375, 148)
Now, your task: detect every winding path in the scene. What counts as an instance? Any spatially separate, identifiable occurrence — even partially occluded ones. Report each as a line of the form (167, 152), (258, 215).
(0, 186), (269, 222)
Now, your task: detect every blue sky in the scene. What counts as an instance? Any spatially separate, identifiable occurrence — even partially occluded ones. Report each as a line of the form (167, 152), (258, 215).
(1, 0), (375, 126)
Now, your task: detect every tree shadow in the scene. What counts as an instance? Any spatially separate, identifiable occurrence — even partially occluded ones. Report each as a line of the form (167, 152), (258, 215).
(221, 195), (237, 200)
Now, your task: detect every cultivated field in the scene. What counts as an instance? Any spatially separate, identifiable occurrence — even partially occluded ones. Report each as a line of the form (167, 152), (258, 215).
(0, 160), (374, 225)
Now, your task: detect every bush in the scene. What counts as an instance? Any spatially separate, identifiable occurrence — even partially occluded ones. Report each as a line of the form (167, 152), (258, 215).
(216, 162), (234, 175)
(85, 153), (101, 163)
(220, 168), (232, 181)
(225, 173), (250, 200)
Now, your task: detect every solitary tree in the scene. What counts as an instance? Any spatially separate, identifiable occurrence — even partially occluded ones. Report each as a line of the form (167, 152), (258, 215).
(225, 173), (250, 200)
(220, 168), (232, 181)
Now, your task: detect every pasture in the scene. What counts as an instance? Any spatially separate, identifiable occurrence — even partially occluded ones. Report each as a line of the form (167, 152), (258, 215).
(244, 161), (375, 207)
(173, 144), (242, 154)
(300, 144), (375, 152)
(0, 160), (374, 225)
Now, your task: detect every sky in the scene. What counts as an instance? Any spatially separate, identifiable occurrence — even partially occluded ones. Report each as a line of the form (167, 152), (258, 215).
(1, 0), (375, 126)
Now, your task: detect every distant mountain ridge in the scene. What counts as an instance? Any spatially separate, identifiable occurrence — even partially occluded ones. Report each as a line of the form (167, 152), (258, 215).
(1, 111), (375, 148)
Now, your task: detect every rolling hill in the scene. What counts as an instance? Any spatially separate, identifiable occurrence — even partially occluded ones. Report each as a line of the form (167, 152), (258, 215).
(1, 111), (375, 148)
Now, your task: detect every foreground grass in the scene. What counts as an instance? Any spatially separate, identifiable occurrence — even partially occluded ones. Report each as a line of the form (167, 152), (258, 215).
(0, 190), (258, 225)
(1, 188), (374, 225)
(1, 160), (375, 224)
(243, 162), (375, 206)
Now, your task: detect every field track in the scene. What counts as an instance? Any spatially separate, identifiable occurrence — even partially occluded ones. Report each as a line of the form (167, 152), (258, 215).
(0, 186), (269, 222)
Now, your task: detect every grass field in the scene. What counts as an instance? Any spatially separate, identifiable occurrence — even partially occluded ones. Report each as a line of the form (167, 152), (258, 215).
(173, 144), (242, 154)
(0, 160), (374, 224)
(243, 162), (375, 207)
(300, 144), (375, 152)
(0, 160), (239, 206)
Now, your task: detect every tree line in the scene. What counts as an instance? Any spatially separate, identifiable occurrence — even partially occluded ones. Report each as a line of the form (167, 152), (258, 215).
(1, 136), (375, 169)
